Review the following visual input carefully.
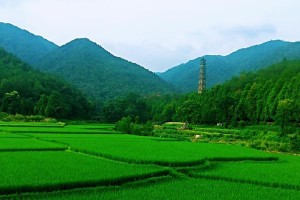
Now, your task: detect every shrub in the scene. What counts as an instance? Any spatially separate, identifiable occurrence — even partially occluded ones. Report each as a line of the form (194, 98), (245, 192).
(238, 120), (246, 128)
(290, 133), (300, 152)
(278, 142), (290, 152)
(0, 112), (9, 119)
(47, 118), (58, 123)
(28, 115), (45, 122)
(115, 116), (132, 134)
(239, 129), (257, 139)
(115, 117), (154, 136)
(131, 123), (142, 135)
(142, 121), (154, 136)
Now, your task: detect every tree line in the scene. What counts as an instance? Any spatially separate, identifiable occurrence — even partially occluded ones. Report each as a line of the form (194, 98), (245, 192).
(101, 60), (300, 132)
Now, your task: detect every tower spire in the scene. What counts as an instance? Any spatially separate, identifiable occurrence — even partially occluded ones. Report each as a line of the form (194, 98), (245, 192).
(198, 58), (206, 94)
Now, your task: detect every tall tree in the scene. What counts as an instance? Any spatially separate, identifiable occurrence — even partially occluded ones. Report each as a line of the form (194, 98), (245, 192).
(1, 91), (21, 114)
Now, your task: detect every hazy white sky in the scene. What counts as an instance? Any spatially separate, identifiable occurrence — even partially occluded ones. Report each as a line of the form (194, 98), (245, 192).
(0, 0), (299, 72)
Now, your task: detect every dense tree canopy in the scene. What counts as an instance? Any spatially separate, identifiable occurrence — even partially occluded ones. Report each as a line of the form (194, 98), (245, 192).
(102, 93), (150, 123)
(0, 48), (93, 119)
(105, 60), (300, 130)
(169, 60), (300, 126)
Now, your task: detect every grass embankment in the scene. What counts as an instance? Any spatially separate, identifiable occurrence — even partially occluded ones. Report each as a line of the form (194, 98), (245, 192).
(155, 123), (299, 153)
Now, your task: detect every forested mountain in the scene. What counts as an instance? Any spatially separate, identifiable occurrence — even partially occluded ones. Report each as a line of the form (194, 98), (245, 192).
(0, 48), (93, 119)
(153, 60), (300, 125)
(35, 38), (175, 101)
(102, 60), (300, 126)
(159, 40), (300, 93)
(0, 22), (58, 65)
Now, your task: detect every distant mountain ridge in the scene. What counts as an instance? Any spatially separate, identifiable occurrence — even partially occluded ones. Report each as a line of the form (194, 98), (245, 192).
(1, 22), (300, 97)
(159, 40), (300, 93)
(0, 23), (175, 101)
(35, 38), (176, 100)
(0, 22), (58, 65)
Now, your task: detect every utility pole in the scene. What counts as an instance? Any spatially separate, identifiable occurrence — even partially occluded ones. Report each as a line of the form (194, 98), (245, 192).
(198, 58), (206, 94)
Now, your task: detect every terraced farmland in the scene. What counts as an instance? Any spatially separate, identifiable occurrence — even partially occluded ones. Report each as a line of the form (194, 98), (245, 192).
(0, 122), (299, 199)
(26, 133), (277, 166)
(22, 179), (300, 200)
(0, 132), (67, 151)
(188, 155), (300, 189)
(0, 151), (167, 194)
(0, 124), (118, 134)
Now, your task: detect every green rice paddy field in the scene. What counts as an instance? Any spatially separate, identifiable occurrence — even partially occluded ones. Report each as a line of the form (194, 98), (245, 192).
(0, 122), (299, 199)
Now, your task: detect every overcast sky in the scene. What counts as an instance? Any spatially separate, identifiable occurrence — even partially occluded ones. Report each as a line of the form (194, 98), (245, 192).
(0, 0), (299, 72)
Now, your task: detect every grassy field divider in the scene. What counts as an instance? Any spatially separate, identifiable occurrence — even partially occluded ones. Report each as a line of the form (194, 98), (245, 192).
(0, 147), (68, 152)
(0, 170), (172, 195)
(0, 123), (65, 128)
(2, 176), (176, 199)
(207, 156), (278, 162)
(192, 174), (300, 191)
(70, 147), (208, 167)
(71, 147), (279, 168)
(175, 160), (214, 172)
(2, 129), (119, 134)
(16, 133), (71, 146)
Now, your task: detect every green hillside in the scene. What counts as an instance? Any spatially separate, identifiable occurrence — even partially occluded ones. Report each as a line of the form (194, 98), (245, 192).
(0, 48), (92, 119)
(0, 22), (58, 65)
(160, 40), (300, 93)
(35, 38), (176, 101)
(155, 60), (300, 126)
(101, 60), (300, 131)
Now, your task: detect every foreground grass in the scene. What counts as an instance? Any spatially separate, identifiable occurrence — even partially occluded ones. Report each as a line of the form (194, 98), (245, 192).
(12, 178), (300, 200)
(0, 122), (299, 199)
(0, 151), (167, 194)
(188, 154), (300, 189)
